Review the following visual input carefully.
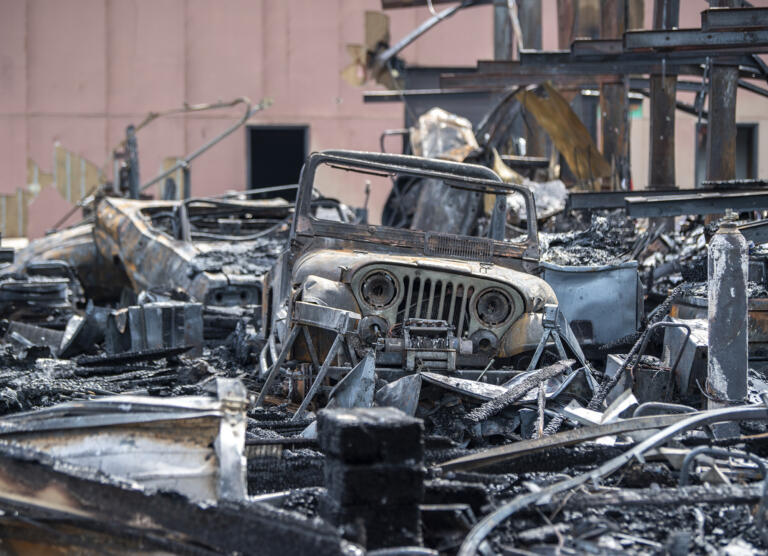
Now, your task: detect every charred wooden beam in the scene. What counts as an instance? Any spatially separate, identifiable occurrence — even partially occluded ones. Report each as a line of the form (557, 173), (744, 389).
(648, 0), (679, 194)
(600, 0), (630, 190)
(0, 442), (347, 555)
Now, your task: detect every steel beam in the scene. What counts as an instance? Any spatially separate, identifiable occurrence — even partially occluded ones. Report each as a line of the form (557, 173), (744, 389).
(519, 0), (546, 158)
(365, 78), (707, 102)
(625, 190), (768, 217)
(440, 68), (613, 89)
(738, 218), (768, 245)
(381, 0), (493, 7)
(624, 28), (768, 53)
(705, 0), (743, 194)
(701, 7), (768, 31)
(518, 50), (756, 68)
(566, 186), (766, 211)
(484, 52), (760, 73)
(363, 88), (488, 102)
(440, 52), (763, 90)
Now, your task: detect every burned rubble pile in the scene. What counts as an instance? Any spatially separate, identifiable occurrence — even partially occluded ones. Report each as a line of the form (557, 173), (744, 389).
(0, 148), (766, 555)
(537, 213), (638, 266)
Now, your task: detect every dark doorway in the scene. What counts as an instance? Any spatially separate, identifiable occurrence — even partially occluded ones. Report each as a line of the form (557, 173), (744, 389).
(247, 126), (309, 202)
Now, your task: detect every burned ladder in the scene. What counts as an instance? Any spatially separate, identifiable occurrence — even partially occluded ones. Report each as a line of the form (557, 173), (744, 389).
(256, 301), (360, 421)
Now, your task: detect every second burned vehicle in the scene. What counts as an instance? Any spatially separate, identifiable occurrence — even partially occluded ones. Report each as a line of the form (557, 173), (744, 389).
(263, 150), (559, 377)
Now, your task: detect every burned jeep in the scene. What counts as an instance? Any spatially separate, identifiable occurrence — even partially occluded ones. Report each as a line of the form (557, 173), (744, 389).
(94, 196), (293, 309)
(263, 150), (557, 376)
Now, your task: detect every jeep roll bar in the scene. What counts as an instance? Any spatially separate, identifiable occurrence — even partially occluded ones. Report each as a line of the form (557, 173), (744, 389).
(292, 150), (539, 255)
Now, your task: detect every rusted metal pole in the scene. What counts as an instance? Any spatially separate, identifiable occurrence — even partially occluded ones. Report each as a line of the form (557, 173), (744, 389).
(707, 217), (748, 437)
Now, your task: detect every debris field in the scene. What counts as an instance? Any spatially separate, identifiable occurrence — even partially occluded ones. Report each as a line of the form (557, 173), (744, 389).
(2, 2), (768, 556)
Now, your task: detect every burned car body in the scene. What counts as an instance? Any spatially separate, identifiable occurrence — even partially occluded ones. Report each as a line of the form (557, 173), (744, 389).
(95, 196), (292, 315)
(268, 150), (557, 372)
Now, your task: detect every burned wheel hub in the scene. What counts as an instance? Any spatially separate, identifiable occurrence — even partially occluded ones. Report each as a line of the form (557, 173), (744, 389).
(361, 271), (397, 308)
(475, 289), (511, 326)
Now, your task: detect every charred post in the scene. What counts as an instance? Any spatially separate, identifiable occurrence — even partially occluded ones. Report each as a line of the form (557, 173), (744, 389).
(600, 0), (630, 190)
(648, 0), (679, 190)
(706, 0), (739, 185)
(318, 407), (425, 550)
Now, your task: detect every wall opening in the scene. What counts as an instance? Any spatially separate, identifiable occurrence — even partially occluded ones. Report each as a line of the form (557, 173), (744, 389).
(247, 126), (309, 202)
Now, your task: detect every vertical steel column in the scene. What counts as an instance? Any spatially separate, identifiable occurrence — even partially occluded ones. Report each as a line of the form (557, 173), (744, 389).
(556, 0), (576, 50)
(707, 219), (748, 437)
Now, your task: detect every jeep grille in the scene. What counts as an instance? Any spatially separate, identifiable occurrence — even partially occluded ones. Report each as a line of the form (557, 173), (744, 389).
(395, 274), (474, 337)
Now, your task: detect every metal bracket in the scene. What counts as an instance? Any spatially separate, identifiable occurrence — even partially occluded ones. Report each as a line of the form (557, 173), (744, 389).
(255, 302), (360, 422)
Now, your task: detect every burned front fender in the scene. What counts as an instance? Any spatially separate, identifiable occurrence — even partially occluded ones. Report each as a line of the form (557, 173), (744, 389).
(499, 312), (546, 358)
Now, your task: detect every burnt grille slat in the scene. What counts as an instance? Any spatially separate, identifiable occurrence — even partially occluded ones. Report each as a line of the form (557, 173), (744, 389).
(457, 286), (472, 337)
(415, 279), (426, 318)
(426, 280), (437, 319)
(436, 281), (447, 320)
(447, 283), (459, 325)
(402, 276), (413, 321)
(436, 281), (445, 319)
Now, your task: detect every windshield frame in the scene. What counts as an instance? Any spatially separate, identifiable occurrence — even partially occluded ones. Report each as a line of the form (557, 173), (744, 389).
(291, 150), (540, 261)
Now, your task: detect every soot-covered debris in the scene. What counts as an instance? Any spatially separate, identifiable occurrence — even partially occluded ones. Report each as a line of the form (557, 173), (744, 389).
(190, 236), (287, 276)
(1, 174), (767, 554)
(538, 214), (638, 266)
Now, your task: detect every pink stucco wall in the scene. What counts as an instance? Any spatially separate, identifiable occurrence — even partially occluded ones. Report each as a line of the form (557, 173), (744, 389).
(2, 0), (768, 237)
(0, 0), (499, 237)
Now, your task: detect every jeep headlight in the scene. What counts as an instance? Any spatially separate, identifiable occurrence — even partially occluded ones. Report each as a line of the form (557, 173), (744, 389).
(360, 271), (398, 308)
(475, 288), (512, 326)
